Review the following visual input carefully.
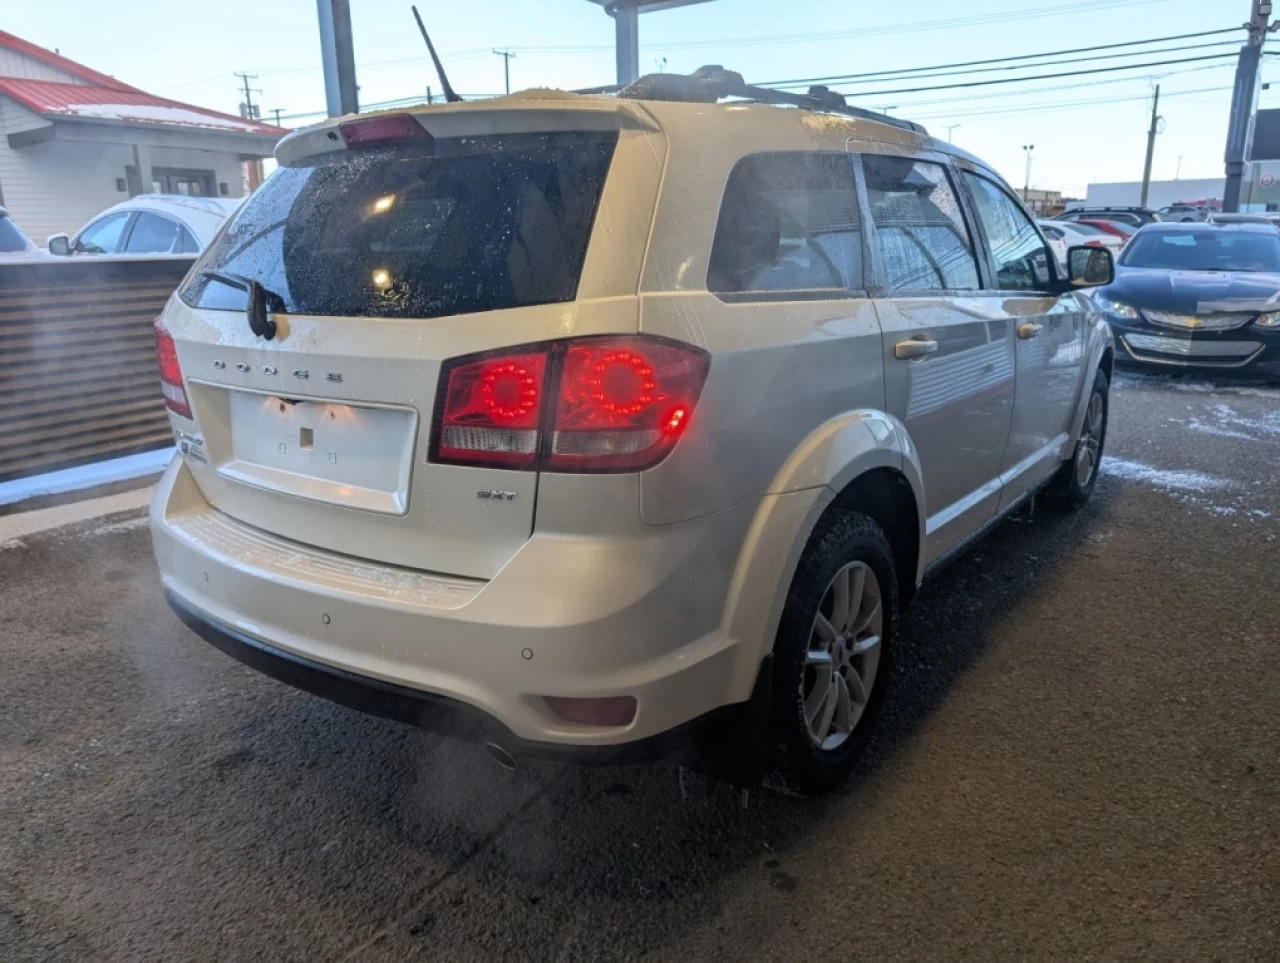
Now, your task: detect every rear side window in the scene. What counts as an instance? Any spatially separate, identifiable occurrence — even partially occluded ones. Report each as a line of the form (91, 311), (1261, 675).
(180, 131), (618, 319)
(861, 156), (979, 292)
(707, 152), (862, 298)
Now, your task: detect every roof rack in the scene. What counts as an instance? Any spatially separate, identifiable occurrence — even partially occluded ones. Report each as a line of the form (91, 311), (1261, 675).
(577, 65), (927, 136)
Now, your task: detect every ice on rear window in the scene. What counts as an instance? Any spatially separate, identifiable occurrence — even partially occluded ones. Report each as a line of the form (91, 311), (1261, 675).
(180, 130), (618, 320)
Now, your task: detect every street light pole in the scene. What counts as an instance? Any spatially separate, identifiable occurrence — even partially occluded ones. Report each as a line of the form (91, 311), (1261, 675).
(1022, 144), (1035, 201)
(945, 124), (961, 143)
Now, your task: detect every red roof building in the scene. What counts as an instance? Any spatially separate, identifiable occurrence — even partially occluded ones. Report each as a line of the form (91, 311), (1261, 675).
(0, 31), (284, 243)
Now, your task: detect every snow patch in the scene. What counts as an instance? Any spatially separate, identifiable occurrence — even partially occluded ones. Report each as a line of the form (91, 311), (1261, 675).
(1103, 457), (1231, 493)
(57, 103), (266, 132)
(86, 515), (150, 537)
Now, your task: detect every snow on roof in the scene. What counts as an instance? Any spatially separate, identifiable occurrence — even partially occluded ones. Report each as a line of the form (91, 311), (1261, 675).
(0, 32), (284, 138)
(62, 101), (267, 132)
(0, 79), (285, 136)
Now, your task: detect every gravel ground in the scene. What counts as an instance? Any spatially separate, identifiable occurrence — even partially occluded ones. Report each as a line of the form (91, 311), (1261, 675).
(2, 369), (1278, 962)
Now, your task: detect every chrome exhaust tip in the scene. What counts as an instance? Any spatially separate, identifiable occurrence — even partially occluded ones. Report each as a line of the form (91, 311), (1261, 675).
(483, 741), (517, 771)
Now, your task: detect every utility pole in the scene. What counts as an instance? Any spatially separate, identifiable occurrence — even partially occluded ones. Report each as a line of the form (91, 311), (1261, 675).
(1140, 85), (1161, 207)
(1022, 144), (1035, 201)
(945, 123), (961, 143)
(426, 85), (434, 105)
(234, 72), (261, 119)
(270, 108), (285, 127)
(492, 48), (516, 95)
(1224, 0), (1276, 211)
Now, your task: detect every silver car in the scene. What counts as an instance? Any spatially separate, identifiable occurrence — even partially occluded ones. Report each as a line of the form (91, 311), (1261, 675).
(150, 77), (1114, 794)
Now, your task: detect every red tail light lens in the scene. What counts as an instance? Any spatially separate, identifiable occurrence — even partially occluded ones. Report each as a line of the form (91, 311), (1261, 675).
(153, 317), (191, 419)
(431, 336), (709, 473)
(547, 338), (709, 471)
(436, 350), (548, 468)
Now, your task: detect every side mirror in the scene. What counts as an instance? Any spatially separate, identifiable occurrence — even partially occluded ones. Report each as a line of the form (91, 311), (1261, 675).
(1066, 245), (1113, 288)
(47, 234), (72, 257)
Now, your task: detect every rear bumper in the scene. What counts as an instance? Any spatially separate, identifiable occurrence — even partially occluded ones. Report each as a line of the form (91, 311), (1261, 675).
(166, 587), (772, 771)
(151, 457), (770, 754)
(1106, 315), (1280, 378)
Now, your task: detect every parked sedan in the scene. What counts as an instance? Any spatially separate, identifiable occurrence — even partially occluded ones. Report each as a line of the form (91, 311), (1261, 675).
(1077, 218), (1135, 242)
(1093, 221), (1280, 378)
(47, 194), (242, 257)
(1039, 219), (1123, 265)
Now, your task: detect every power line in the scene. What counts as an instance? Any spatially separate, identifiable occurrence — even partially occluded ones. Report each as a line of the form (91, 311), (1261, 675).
(908, 84), (1234, 122)
(507, 0), (1180, 53)
(754, 27), (1241, 88)
(864, 60), (1241, 112)
(769, 39), (1240, 91)
(819, 51), (1240, 99)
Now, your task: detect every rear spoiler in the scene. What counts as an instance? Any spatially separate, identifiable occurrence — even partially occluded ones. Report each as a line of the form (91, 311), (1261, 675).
(276, 99), (659, 166)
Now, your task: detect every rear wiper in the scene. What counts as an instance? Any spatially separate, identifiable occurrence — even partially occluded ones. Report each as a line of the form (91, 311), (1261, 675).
(201, 270), (282, 341)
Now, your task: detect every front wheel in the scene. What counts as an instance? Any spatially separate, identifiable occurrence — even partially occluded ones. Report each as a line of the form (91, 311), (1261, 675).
(1045, 368), (1109, 510)
(772, 512), (898, 795)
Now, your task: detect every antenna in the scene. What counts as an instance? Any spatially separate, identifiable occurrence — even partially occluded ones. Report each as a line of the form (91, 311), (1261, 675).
(411, 5), (462, 103)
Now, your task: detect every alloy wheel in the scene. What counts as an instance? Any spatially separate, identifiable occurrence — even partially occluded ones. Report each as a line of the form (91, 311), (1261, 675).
(1075, 391), (1104, 487)
(802, 561), (883, 751)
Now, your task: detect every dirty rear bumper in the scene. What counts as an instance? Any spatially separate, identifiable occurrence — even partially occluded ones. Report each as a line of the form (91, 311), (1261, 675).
(167, 588), (774, 780)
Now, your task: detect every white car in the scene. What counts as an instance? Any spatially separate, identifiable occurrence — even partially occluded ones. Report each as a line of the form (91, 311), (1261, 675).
(47, 194), (243, 257)
(1039, 219), (1123, 266)
(151, 77), (1114, 793)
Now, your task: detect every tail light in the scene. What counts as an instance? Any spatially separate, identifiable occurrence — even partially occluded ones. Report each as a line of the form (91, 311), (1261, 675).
(153, 317), (191, 419)
(432, 336), (709, 473)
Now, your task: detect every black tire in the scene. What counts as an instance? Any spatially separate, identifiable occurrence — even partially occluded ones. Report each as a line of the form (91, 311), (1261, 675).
(1045, 368), (1109, 510)
(772, 511), (899, 795)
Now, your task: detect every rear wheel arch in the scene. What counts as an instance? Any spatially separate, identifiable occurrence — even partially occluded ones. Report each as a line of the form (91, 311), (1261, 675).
(824, 467), (921, 610)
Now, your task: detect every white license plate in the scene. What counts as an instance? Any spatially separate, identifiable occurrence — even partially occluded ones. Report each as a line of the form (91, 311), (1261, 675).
(220, 390), (417, 514)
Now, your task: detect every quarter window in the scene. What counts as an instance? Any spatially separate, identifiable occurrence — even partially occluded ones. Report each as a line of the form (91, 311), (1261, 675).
(861, 156), (979, 292)
(963, 173), (1054, 291)
(707, 152), (862, 298)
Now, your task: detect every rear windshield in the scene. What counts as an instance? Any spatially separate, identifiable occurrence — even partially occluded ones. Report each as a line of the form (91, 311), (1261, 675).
(179, 130), (618, 319)
(1122, 229), (1280, 272)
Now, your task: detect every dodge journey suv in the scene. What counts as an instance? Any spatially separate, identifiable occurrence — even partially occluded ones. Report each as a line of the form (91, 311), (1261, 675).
(151, 68), (1115, 793)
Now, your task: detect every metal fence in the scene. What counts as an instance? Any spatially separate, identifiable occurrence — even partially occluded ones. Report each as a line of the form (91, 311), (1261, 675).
(0, 256), (192, 482)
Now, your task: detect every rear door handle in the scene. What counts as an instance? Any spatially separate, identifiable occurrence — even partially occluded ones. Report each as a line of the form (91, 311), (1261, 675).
(1017, 322), (1044, 339)
(894, 337), (939, 360)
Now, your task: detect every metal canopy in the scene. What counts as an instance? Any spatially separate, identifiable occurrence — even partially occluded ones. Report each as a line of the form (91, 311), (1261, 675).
(585, 0), (717, 85)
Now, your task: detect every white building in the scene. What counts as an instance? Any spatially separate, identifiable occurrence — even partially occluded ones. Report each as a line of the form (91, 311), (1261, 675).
(0, 30), (283, 244)
(1081, 177), (1225, 210)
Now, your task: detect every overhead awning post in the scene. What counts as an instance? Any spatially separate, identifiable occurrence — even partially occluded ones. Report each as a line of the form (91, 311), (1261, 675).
(317, 0), (359, 117)
(610, 4), (641, 86)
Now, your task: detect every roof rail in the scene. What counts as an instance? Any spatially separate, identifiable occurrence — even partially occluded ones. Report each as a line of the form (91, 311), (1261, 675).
(580, 65), (927, 135)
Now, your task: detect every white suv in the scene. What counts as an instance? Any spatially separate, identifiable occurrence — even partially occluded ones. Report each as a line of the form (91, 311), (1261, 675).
(150, 70), (1114, 793)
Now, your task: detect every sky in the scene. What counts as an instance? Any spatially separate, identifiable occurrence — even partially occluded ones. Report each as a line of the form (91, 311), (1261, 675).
(7, 0), (1272, 197)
